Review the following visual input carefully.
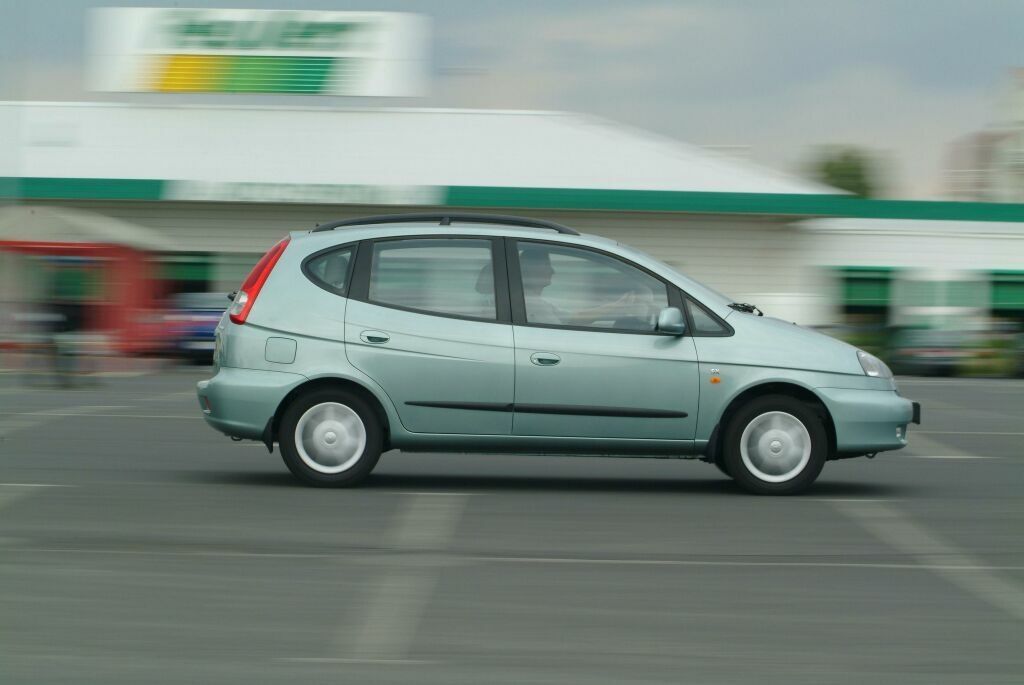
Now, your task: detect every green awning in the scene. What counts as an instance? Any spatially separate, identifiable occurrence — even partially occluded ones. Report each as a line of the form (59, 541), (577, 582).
(159, 255), (213, 282)
(839, 267), (892, 306)
(992, 272), (1024, 310)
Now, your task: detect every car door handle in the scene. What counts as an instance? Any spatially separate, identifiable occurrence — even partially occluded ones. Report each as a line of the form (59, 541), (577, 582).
(530, 352), (561, 366)
(360, 330), (390, 344)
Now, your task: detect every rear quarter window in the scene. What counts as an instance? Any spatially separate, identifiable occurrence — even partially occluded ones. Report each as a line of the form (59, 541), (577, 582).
(303, 246), (354, 295)
(367, 238), (496, 320)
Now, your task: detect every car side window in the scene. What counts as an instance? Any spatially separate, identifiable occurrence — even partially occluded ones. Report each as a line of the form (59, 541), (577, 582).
(368, 238), (496, 320)
(516, 241), (668, 332)
(304, 246), (354, 294)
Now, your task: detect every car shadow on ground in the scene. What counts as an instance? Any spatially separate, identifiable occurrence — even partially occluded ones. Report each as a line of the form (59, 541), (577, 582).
(184, 469), (914, 498)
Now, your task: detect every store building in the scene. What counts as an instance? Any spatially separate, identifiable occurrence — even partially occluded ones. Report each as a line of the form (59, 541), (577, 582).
(2, 101), (1023, 330)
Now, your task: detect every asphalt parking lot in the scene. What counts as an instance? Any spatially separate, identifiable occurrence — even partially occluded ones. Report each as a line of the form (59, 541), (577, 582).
(1, 369), (1022, 684)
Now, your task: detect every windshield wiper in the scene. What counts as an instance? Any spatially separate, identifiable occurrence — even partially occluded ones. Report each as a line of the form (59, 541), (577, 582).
(728, 302), (763, 316)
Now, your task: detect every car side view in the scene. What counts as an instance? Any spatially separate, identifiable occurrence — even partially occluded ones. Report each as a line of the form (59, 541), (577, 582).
(196, 214), (921, 495)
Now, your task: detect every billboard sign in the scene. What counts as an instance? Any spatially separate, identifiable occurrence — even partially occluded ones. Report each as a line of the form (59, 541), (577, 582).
(88, 8), (429, 96)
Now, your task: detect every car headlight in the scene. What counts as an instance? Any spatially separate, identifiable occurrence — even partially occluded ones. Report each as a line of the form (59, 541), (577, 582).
(857, 350), (893, 379)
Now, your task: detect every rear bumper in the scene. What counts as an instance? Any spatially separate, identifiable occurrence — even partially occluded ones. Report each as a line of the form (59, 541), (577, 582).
(196, 366), (305, 440)
(816, 387), (917, 455)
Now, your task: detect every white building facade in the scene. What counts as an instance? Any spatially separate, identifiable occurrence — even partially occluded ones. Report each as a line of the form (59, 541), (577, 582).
(2, 101), (1023, 327)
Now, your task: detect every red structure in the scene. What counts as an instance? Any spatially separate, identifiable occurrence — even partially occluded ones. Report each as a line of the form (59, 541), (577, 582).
(0, 206), (171, 355)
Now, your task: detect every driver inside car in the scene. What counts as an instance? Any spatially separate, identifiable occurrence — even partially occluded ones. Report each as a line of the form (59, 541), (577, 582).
(519, 247), (651, 328)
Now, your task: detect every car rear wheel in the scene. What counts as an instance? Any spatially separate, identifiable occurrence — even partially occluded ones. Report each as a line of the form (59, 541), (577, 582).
(722, 395), (827, 495)
(278, 388), (382, 487)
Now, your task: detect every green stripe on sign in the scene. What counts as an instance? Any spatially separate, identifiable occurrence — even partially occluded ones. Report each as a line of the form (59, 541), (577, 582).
(224, 56), (334, 93)
(0, 177), (165, 201)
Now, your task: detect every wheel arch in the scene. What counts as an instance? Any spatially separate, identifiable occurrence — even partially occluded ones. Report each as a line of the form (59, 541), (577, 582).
(705, 381), (836, 464)
(270, 376), (393, 451)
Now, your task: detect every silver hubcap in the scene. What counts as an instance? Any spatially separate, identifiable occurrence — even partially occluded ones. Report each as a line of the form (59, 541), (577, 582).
(739, 411), (811, 483)
(294, 402), (366, 474)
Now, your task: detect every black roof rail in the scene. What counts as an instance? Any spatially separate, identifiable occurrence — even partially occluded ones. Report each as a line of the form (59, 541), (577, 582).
(311, 213), (581, 236)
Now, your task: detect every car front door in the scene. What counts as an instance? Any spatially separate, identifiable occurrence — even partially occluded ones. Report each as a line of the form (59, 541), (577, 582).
(344, 236), (514, 435)
(508, 239), (699, 441)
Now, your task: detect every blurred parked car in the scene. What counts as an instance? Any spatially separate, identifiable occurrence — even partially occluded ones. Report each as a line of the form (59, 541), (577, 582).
(167, 292), (228, 362)
(889, 328), (975, 376)
(128, 306), (174, 356)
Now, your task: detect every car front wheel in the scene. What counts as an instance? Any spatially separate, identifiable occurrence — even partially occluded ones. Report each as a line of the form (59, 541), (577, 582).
(722, 395), (827, 495)
(278, 388), (383, 487)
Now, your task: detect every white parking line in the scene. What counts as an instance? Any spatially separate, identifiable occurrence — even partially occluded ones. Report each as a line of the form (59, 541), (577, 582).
(8, 546), (1023, 573)
(472, 556), (1024, 572)
(139, 391), (198, 402)
(340, 493), (466, 661)
(905, 432), (975, 459)
(395, 491), (480, 497)
(834, 500), (1024, 621)
(809, 498), (897, 503)
(3, 548), (335, 558)
(918, 431), (1024, 436)
(0, 483), (67, 511)
(898, 455), (996, 460)
(278, 658), (434, 665)
(0, 412), (198, 420)
(0, 405), (129, 437)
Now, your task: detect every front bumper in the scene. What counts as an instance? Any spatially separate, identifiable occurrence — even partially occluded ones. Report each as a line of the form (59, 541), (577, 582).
(816, 387), (919, 455)
(196, 366), (306, 440)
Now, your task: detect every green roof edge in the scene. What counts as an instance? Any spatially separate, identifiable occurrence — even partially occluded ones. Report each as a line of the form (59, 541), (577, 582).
(0, 177), (165, 201)
(2, 177), (1024, 223)
(444, 186), (1024, 222)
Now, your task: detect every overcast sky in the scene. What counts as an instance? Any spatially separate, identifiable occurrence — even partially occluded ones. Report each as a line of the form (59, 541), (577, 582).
(2, 0), (1022, 198)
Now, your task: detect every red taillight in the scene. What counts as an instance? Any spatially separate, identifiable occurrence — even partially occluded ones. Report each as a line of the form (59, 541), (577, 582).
(228, 237), (290, 324)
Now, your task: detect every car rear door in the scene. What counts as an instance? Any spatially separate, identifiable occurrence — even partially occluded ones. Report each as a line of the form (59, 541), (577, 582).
(344, 235), (514, 435)
(508, 239), (699, 441)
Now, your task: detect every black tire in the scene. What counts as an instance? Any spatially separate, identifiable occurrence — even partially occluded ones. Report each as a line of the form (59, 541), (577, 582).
(713, 455), (731, 478)
(722, 394), (827, 495)
(278, 388), (383, 487)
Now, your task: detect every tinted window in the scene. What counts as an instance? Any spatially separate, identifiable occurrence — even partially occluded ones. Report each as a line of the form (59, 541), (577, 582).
(369, 239), (496, 320)
(305, 247), (354, 294)
(516, 242), (668, 332)
(687, 297), (729, 334)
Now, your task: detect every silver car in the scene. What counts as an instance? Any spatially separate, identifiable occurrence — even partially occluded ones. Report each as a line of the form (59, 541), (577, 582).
(197, 214), (920, 494)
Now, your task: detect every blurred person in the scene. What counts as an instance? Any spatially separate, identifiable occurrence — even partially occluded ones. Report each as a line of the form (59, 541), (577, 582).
(5, 300), (57, 386)
(519, 247), (649, 327)
(47, 296), (81, 386)
(519, 248), (566, 324)
(44, 263), (93, 387)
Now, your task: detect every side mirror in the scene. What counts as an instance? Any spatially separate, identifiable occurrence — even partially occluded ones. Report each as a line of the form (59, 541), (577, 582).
(656, 307), (686, 336)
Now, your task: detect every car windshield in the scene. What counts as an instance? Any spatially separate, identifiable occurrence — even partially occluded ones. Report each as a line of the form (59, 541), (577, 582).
(611, 242), (734, 309)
